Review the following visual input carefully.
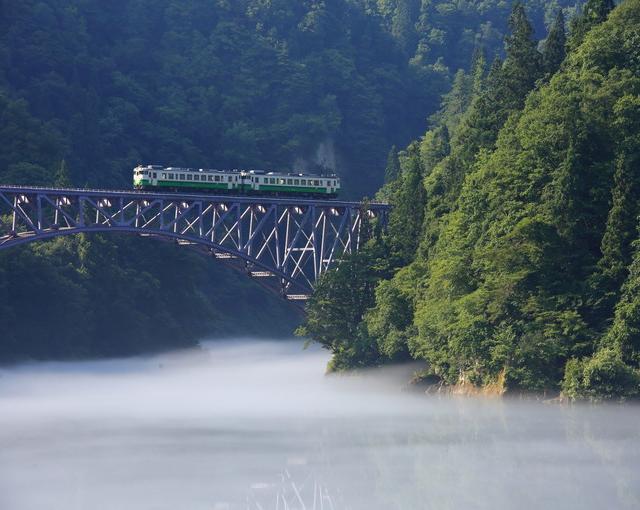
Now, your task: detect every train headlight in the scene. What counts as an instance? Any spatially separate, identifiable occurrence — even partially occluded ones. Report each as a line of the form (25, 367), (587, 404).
(293, 206), (304, 215)
(99, 199), (112, 208)
(256, 205), (266, 213)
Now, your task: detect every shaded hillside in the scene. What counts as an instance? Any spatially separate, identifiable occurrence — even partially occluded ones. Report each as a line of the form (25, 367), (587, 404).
(0, 0), (579, 361)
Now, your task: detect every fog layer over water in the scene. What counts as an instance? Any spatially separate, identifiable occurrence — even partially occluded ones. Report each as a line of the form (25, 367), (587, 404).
(1, 340), (639, 510)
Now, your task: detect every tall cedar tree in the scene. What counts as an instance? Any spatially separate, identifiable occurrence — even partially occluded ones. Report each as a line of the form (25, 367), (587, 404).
(455, 4), (541, 161)
(386, 145), (427, 265)
(569, 0), (616, 50)
(542, 11), (566, 76)
(501, 2), (542, 111)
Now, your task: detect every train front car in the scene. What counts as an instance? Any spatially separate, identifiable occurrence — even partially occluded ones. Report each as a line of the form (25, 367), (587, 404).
(133, 165), (163, 190)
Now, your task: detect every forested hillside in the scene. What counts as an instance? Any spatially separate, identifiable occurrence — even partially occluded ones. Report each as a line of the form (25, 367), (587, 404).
(1, 0), (579, 361)
(301, 0), (640, 401)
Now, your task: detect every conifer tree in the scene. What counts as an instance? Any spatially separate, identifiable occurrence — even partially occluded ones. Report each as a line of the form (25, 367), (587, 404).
(455, 6), (541, 162)
(430, 69), (473, 133)
(594, 95), (640, 314)
(542, 11), (566, 76)
(387, 144), (426, 264)
(421, 125), (449, 173)
(470, 47), (487, 96)
(384, 146), (401, 183)
(569, 0), (616, 50)
(392, 0), (417, 55)
(501, 2), (542, 110)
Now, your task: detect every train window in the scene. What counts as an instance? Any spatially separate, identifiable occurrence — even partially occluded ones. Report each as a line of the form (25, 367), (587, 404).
(214, 176), (219, 182)
(161, 173), (166, 179)
(208, 176), (212, 182)
(153, 173), (157, 178)
(187, 174), (193, 181)
(314, 180), (320, 186)
(286, 179), (292, 185)
(193, 175), (199, 181)
(180, 174), (185, 180)
(294, 179), (299, 185)
(168, 173), (174, 179)
(301, 180), (306, 185)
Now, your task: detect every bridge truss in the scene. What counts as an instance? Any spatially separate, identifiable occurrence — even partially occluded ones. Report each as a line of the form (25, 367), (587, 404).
(0, 186), (389, 298)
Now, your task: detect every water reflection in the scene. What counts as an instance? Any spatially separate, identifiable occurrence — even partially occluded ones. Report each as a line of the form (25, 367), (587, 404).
(0, 340), (639, 509)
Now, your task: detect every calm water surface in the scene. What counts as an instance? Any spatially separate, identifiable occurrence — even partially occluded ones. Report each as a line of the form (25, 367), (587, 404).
(1, 339), (639, 509)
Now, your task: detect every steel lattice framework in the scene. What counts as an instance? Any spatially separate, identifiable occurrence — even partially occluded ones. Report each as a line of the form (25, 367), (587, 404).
(0, 186), (389, 298)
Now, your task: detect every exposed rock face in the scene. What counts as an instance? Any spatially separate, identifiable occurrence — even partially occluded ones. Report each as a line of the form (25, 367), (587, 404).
(293, 138), (338, 175)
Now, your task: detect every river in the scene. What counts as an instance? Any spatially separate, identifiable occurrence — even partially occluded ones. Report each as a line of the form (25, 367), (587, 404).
(1, 339), (639, 509)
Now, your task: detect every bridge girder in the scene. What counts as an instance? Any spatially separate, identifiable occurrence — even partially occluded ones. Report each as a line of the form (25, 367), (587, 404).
(0, 186), (389, 297)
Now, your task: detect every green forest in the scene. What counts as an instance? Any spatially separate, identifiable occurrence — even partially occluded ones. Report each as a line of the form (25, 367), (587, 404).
(300, 0), (640, 401)
(0, 0), (581, 361)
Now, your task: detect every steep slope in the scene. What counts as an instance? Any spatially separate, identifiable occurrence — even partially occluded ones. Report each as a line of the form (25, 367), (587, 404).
(303, 0), (640, 400)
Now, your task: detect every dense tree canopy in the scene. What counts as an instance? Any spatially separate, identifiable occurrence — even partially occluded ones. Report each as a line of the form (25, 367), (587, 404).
(0, 0), (580, 361)
(303, 0), (640, 401)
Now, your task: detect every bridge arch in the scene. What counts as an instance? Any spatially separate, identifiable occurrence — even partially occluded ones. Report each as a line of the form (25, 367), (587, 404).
(0, 226), (305, 295)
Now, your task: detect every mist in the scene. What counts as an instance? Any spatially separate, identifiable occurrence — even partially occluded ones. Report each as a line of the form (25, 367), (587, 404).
(1, 339), (639, 510)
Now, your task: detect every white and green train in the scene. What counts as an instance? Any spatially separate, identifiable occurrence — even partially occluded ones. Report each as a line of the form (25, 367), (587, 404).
(133, 165), (341, 198)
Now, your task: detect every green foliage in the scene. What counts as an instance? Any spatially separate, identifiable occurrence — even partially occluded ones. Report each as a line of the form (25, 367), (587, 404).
(297, 243), (389, 370)
(384, 145), (401, 184)
(0, 0), (590, 362)
(406, 0), (640, 393)
(0, 234), (299, 362)
(304, 0), (640, 402)
(365, 263), (422, 360)
(504, 2), (543, 94)
(562, 348), (640, 401)
(603, 234), (640, 368)
(386, 144), (427, 265)
(568, 0), (616, 50)
(542, 10), (567, 76)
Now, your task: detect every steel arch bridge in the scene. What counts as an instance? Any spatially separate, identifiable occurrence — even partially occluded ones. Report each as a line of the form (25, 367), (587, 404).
(0, 186), (389, 299)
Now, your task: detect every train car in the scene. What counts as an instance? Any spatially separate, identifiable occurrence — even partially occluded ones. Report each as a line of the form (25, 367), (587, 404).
(133, 165), (340, 198)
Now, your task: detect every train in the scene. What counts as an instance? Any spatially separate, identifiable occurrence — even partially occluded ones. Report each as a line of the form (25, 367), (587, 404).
(133, 165), (341, 198)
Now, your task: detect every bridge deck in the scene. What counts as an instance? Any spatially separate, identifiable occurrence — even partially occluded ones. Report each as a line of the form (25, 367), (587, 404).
(0, 185), (390, 209)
